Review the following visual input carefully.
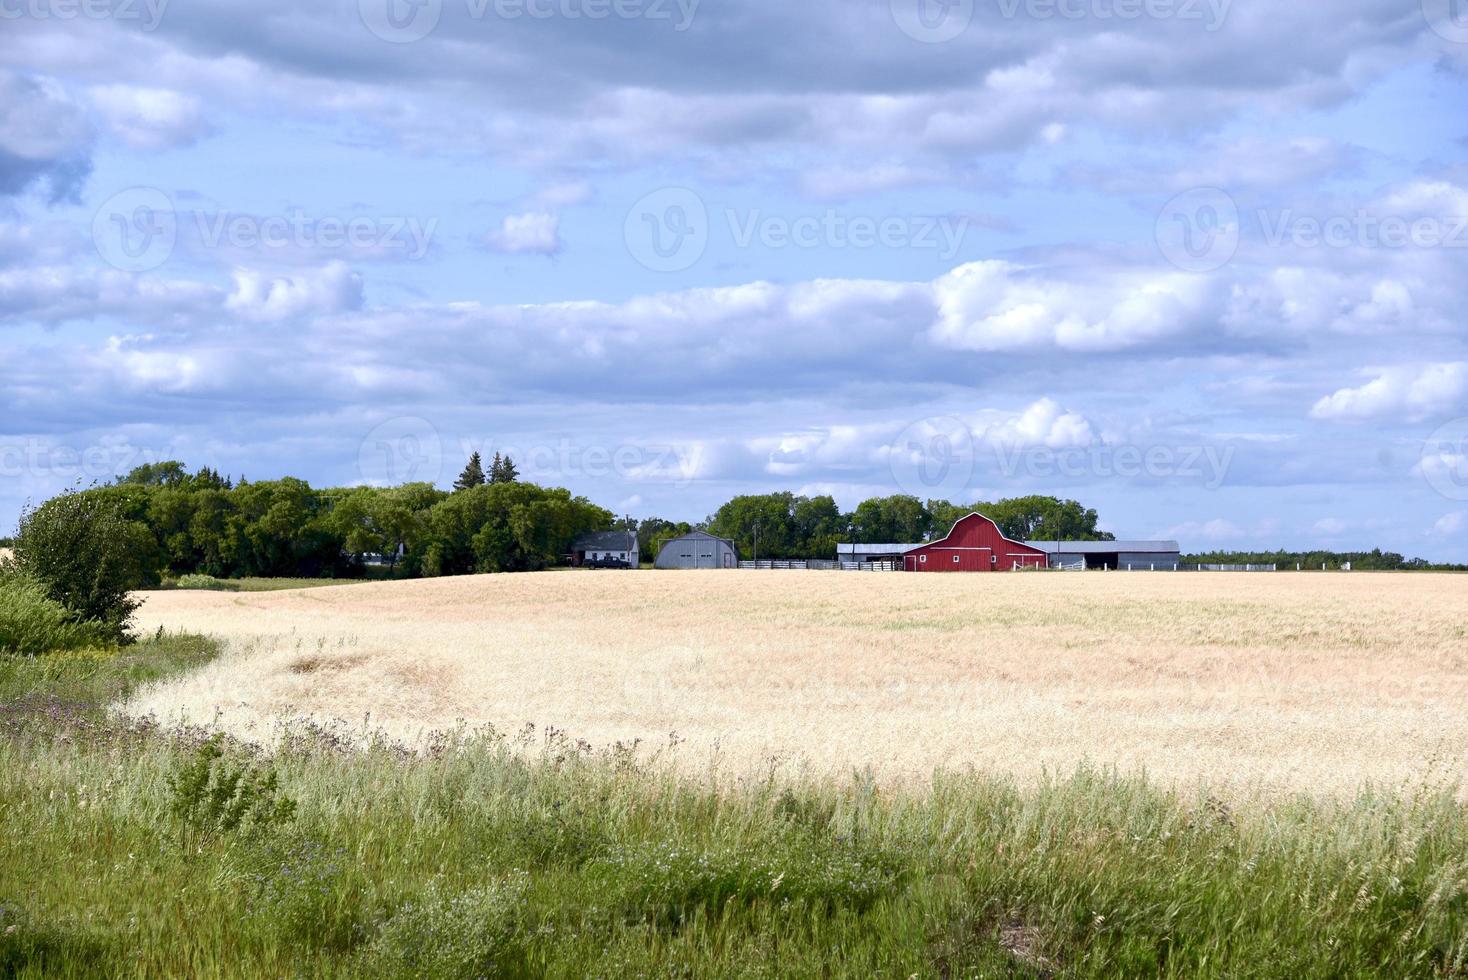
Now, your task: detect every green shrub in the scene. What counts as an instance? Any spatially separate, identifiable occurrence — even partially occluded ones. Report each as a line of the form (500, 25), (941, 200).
(12, 486), (154, 643)
(174, 573), (231, 590)
(0, 573), (109, 655)
(357, 877), (533, 979)
(167, 735), (296, 840)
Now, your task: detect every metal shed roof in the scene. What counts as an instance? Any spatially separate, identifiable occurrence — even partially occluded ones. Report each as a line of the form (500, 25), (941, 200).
(836, 543), (921, 555)
(1024, 540), (1180, 554)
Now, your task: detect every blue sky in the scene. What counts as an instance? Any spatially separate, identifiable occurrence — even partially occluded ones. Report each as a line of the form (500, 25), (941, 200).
(3, 0), (1468, 557)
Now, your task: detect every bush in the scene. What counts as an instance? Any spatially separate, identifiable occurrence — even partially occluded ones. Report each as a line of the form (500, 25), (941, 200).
(11, 486), (154, 642)
(174, 574), (231, 590)
(357, 877), (533, 979)
(0, 573), (109, 656)
(167, 735), (296, 840)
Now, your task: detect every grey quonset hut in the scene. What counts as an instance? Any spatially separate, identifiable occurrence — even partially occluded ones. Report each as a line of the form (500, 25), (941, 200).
(654, 530), (739, 569)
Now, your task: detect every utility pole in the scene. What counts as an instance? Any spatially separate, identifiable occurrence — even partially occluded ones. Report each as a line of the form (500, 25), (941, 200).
(752, 521), (760, 563)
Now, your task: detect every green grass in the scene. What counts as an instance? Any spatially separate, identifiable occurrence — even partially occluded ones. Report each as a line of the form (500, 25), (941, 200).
(161, 576), (389, 592)
(2, 639), (1466, 978)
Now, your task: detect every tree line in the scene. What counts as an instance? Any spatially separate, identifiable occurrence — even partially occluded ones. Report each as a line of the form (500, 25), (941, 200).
(37, 460), (611, 582)
(1183, 548), (1468, 571)
(617, 492), (1112, 563)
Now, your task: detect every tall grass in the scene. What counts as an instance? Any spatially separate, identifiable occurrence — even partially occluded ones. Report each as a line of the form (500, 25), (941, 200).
(2, 636), (1466, 977)
(0, 573), (110, 656)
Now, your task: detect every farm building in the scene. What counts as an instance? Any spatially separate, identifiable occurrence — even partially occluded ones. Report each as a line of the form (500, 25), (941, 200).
(570, 531), (639, 568)
(835, 543), (919, 565)
(654, 530), (739, 569)
(1026, 539), (1181, 570)
(903, 513), (1049, 572)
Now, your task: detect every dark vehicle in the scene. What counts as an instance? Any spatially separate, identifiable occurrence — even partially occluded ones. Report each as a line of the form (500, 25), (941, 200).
(585, 557), (631, 569)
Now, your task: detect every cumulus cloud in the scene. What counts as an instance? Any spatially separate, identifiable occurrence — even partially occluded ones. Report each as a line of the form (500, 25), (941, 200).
(1310, 363), (1468, 422)
(483, 212), (562, 255)
(88, 85), (210, 150)
(224, 262), (364, 322)
(0, 71), (92, 202)
(1433, 511), (1467, 536)
(931, 261), (1218, 353)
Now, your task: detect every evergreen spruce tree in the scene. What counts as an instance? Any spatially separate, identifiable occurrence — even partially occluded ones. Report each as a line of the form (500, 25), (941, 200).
(454, 452), (486, 491)
(486, 452), (519, 484)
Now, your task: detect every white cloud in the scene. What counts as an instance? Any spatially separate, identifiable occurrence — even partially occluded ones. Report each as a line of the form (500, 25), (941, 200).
(931, 261), (1217, 352)
(1433, 511), (1467, 536)
(224, 262), (364, 323)
(483, 213), (562, 255)
(1313, 517), (1346, 535)
(88, 85), (209, 150)
(1310, 363), (1468, 422)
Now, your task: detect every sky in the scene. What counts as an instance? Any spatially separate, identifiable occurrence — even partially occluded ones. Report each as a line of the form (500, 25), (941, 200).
(2, 0), (1468, 558)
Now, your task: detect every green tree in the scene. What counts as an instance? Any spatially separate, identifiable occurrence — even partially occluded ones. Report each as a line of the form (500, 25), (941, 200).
(489, 453), (519, 484)
(850, 495), (931, 544)
(12, 485), (155, 641)
(454, 452), (486, 491)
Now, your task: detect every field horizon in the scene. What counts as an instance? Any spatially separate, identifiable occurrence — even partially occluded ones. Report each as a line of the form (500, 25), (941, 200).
(125, 570), (1468, 797)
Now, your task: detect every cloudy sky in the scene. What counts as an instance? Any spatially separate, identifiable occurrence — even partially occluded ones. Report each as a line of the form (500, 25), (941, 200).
(3, 0), (1468, 557)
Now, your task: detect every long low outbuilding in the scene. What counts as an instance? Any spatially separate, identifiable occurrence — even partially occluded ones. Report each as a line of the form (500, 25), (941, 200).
(835, 515), (1181, 571)
(1024, 539), (1181, 570)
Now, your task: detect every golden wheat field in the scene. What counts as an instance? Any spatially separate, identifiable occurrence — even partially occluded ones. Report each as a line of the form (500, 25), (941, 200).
(125, 571), (1468, 794)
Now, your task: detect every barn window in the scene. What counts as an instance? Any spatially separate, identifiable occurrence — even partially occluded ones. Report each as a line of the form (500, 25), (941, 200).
(952, 555), (960, 564)
(919, 555), (927, 563)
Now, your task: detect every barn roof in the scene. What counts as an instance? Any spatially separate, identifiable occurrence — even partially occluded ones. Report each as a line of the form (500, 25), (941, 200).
(1024, 540), (1180, 554)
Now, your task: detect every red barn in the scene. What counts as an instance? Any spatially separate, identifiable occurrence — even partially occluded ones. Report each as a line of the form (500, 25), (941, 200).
(903, 513), (1049, 572)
